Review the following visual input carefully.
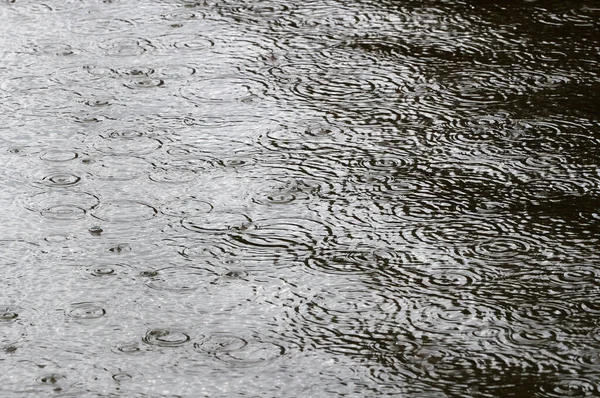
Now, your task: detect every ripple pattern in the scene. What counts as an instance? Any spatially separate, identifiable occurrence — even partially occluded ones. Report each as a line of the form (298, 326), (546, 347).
(1, 0), (599, 396)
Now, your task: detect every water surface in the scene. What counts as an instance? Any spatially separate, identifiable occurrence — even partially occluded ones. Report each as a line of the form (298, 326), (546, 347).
(1, 0), (599, 396)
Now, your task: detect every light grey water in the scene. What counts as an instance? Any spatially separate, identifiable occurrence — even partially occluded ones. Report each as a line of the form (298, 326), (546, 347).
(1, 0), (600, 396)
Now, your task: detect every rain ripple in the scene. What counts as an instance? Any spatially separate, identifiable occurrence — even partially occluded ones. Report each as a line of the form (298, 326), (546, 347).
(194, 334), (288, 367)
(143, 328), (191, 347)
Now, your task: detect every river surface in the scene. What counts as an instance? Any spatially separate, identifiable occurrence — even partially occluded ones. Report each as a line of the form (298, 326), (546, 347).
(1, 0), (599, 396)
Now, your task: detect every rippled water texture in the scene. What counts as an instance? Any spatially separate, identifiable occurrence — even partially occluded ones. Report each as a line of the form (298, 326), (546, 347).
(1, 0), (599, 396)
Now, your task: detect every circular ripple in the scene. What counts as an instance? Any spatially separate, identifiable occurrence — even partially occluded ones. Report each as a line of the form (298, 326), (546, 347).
(89, 134), (162, 156)
(154, 65), (197, 79)
(67, 302), (106, 320)
(373, 176), (446, 201)
(23, 191), (100, 220)
(38, 172), (82, 188)
(230, 217), (332, 252)
(182, 212), (252, 233)
(349, 152), (416, 173)
(81, 263), (131, 278)
(179, 76), (267, 103)
(291, 69), (398, 105)
(112, 372), (134, 383)
(29, 42), (78, 56)
(98, 37), (154, 56)
(114, 341), (149, 355)
(420, 268), (479, 291)
(549, 267), (599, 288)
(109, 66), (154, 77)
(148, 166), (199, 184)
(123, 78), (164, 89)
(511, 302), (572, 325)
(154, 33), (214, 52)
(518, 179), (588, 203)
(295, 285), (402, 332)
(195, 335), (287, 367)
(91, 200), (157, 223)
(468, 325), (509, 340)
(69, 18), (135, 35)
(39, 150), (79, 163)
(538, 378), (599, 398)
(402, 218), (501, 247)
(304, 249), (386, 275)
(392, 198), (471, 222)
(437, 69), (522, 110)
(409, 300), (498, 335)
(258, 123), (353, 152)
(85, 155), (151, 181)
(253, 190), (298, 205)
(143, 328), (190, 347)
(214, 341), (286, 367)
(507, 328), (558, 346)
(250, 175), (331, 204)
(145, 265), (217, 292)
(194, 334), (247, 353)
(160, 197), (213, 217)
(463, 236), (536, 264)
(159, 8), (206, 22)
(84, 97), (113, 108)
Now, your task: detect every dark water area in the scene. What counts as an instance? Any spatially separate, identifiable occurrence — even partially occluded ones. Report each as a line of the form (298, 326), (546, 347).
(1, 0), (599, 396)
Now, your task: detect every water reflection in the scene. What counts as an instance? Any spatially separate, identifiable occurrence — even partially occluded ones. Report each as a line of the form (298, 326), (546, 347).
(1, 0), (599, 396)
